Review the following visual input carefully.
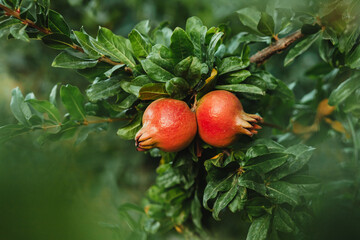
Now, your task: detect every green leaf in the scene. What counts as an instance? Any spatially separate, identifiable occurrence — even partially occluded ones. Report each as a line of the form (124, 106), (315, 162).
(26, 99), (61, 123)
(221, 70), (251, 84)
(49, 84), (58, 106)
(228, 187), (247, 213)
(174, 56), (203, 88)
(269, 144), (314, 181)
(191, 192), (202, 229)
(139, 83), (169, 100)
(329, 74), (360, 106)
(0, 18), (22, 38)
(165, 77), (189, 99)
(207, 32), (224, 67)
(246, 214), (271, 240)
(147, 44), (175, 72)
(140, 59), (174, 82)
(203, 173), (236, 210)
(73, 30), (102, 58)
(218, 56), (250, 75)
(170, 27), (194, 63)
(186, 16), (207, 61)
(245, 153), (289, 175)
(48, 10), (70, 36)
(257, 12), (275, 36)
(10, 87), (32, 126)
(9, 24), (29, 42)
(60, 85), (87, 120)
(129, 29), (151, 59)
(90, 27), (136, 68)
(0, 124), (30, 143)
(212, 177), (238, 220)
(273, 207), (296, 233)
(134, 20), (151, 36)
(266, 181), (301, 206)
(215, 84), (265, 95)
(284, 33), (320, 66)
(238, 172), (266, 196)
(117, 114), (142, 140)
(237, 8), (262, 33)
(51, 52), (98, 69)
(345, 44), (360, 69)
(86, 78), (122, 102)
(120, 76), (151, 97)
(42, 33), (74, 50)
(113, 94), (137, 110)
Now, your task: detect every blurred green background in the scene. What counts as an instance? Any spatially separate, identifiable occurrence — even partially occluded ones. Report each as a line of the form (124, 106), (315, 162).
(1, 0), (360, 239)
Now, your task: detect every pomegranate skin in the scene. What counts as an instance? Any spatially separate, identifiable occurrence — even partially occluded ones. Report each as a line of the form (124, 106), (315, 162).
(135, 98), (197, 152)
(196, 90), (262, 148)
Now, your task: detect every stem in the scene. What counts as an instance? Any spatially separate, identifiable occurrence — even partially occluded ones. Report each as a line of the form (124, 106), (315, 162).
(40, 117), (131, 130)
(0, 3), (132, 73)
(261, 121), (288, 132)
(250, 30), (304, 64)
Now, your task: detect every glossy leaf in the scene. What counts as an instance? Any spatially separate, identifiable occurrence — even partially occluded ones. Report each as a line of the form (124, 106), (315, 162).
(207, 32), (223, 67)
(9, 24), (29, 42)
(212, 177), (238, 220)
(218, 56), (250, 75)
(284, 33), (320, 66)
(139, 83), (169, 100)
(245, 153), (289, 174)
(73, 30), (102, 58)
(257, 12), (275, 36)
(269, 144), (314, 181)
(228, 187), (247, 213)
(186, 16), (207, 60)
(266, 181), (301, 206)
(60, 85), (87, 120)
(42, 33), (74, 50)
(129, 29), (152, 59)
(246, 214), (271, 240)
(0, 18), (22, 38)
(147, 44), (175, 72)
(170, 27), (194, 63)
(215, 84), (265, 95)
(52, 52), (98, 69)
(86, 78), (122, 102)
(273, 207), (296, 233)
(48, 10), (70, 36)
(141, 59), (174, 82)
(174, 56), (202, 88)
(237, 8), (262, 33)
(10, 87), (32, 126)
(26, 99), (61, 123)
(221, 70), (251, 84)
(203, 173), (236, 210)
(117, 114), (142, 140)
(90, 27), (136, 68)
(165, 77), (189, 99)
(329, 74), (360, 106)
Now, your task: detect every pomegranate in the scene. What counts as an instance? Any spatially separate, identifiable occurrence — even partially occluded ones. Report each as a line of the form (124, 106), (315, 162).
(196, 90), (262, 148)
(135, 98), (197, 152)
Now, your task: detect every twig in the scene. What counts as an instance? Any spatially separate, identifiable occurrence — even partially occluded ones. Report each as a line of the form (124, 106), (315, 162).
(0, 3), (133, 73)
(261, 121), (288, 132)
(250, 30), (304, 64)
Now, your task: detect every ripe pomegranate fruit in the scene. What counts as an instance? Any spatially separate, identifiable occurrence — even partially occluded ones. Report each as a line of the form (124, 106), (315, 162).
(196, 90), (262, 148)
(135, 98), (197, 152)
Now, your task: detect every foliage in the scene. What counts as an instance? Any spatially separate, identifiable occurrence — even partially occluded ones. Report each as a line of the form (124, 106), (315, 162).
(0, 0), (360, 239)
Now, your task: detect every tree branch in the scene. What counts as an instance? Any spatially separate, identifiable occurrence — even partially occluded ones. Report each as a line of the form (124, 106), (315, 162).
(0, 3), (133, 74)
(250, 30), (304, 64)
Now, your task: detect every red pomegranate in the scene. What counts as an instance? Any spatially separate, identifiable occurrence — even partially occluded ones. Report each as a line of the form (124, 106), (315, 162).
(196, 90), (262, 148)
(135, 98), (197, 152)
